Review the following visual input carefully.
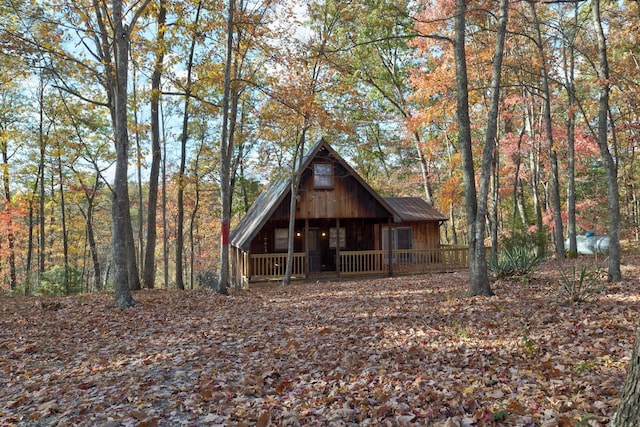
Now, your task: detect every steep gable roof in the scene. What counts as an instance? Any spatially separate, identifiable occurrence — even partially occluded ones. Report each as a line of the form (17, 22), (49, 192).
(230, 138), (448, 251)
(231, 138), (398, 251)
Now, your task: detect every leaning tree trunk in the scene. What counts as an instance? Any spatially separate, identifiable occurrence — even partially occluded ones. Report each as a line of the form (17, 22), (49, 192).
(472, 0), (507, 296)
(455, 0), (506, 296)
(85, 177), (101, 291)
(283, 127), (308, 286)
(56, 153), (70, 294)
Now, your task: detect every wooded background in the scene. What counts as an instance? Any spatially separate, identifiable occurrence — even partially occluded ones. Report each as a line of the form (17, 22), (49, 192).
(0, 0), (638, 296)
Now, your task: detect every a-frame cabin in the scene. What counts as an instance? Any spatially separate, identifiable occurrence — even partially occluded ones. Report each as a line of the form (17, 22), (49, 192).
(230, 138), (466, 287)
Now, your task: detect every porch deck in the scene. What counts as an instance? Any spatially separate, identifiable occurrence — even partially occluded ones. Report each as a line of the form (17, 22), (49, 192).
(238, 246), (468, 285)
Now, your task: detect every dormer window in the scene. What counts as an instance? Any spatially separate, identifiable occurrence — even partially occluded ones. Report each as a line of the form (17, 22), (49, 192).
(314, 163), (333, 189)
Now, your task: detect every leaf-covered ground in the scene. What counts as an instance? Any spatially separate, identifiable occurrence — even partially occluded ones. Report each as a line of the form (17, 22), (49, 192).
(1, 257), (639, 426)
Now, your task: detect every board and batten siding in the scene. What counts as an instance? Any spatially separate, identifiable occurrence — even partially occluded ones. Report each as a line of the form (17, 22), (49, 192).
(404, 222), (441, 250)
(270, 160), (391, 221)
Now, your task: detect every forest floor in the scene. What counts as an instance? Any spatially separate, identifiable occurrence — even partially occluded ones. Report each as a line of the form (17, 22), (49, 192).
(1, 256), (640, 426)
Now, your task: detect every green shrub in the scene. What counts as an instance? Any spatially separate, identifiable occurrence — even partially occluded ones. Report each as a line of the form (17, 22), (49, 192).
(36, 265), (84, 296)
(558, 262), (605, 304)
(488, 245), (542, 279)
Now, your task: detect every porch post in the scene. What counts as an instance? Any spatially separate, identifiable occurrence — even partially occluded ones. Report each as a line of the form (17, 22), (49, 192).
(304, 218), (309, 277)
(246, 250), (252, 282)
(388, 218), (393, 277)
(336, 218), (341, 277)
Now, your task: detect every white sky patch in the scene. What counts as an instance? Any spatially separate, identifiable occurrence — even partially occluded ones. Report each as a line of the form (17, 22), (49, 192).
(269, 0), (311, 43)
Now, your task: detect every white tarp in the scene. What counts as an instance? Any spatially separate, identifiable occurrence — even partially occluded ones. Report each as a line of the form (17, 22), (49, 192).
(565, 234), (609, 255)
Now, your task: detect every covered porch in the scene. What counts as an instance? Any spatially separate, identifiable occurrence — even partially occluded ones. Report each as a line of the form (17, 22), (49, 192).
(230, 217), (468, 287)
(236, 246), (468, 284)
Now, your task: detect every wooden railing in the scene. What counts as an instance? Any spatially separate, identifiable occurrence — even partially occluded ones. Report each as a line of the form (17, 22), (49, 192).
(339, 246), (468, 275)
(250, 252), (305, 280)
(339, 251), (386, 275)
(246, 246), (467, 281)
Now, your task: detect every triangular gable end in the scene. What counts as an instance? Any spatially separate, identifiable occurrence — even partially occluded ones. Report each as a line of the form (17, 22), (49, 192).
(230, 138), (400, 251)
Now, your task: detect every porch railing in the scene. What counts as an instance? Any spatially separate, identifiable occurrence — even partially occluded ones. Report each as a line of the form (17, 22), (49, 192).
(246, 246), (467, 281)
(250, 252), (305, 280)
(339, 246), (467, 275)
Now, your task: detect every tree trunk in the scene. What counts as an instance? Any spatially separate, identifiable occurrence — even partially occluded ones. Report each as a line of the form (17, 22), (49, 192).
(175, 104), (189, 290)
(176, 1), (202, 291)
(189, 141), (204, 289)
(511, 127), (526, 231)
(566, 78), (577, 256)
(133, 65), (144, 283)
(25, 182), (36, 294)
(564, 1), (578, 256)
(1, 145), (17, 290)
(85, 177), (101, 292)
(591, 0), (622, 282)
(125, 205), (141, 291)
(525, 95), (545, 255)
(283, 129), (307, 286)
(111, 0), (136, 308)
(611, 324), (640, 426)
(455, 0), (505, 296)
(449, 204), (458, 245)
(217, 0), (236, 295)
(162, 110), (169, 288)
(529, 0), (564, 259)
(413, 134), (433, 205)
(38, 76), (46, 278)
(490, 141), (499, 259)
(141, 0), (166, 289)
(56, 153), (69, 294)
(454, 0), (478, 292)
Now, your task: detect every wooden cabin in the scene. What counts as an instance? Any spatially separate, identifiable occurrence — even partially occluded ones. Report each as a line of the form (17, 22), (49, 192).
(230, 138), (467, 287)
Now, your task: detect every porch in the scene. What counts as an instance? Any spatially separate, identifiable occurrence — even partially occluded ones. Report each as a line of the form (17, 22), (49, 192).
(232, 246), (468, 286)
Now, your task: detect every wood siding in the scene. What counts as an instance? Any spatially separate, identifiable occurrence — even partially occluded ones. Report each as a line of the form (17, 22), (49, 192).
(398, 222), (441, 250)
(270, 149), (391, 221)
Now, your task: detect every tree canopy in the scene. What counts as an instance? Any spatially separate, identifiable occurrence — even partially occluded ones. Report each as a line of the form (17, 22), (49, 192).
(0, 0), (637, 296)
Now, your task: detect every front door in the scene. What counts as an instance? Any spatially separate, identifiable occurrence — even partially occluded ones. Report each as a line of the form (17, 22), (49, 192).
(308, 229), (321, 273)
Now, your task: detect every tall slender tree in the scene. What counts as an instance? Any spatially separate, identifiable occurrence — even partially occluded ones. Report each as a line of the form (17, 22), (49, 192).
(452, 0), (508, 296)
(142, 0), (168, 289)
(591, 0), (622, 281)
(217, 0), (236, 295)
(176, 1), (203, 291)
(529, 0), (564, 258)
